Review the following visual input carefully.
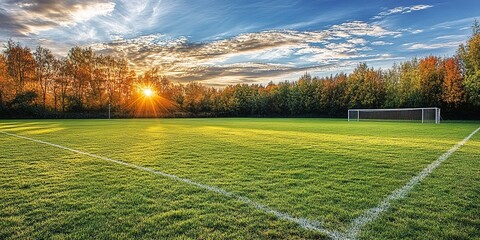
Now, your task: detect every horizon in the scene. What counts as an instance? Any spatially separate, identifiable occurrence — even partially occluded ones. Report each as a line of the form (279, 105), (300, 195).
(1, 0), (479, 87)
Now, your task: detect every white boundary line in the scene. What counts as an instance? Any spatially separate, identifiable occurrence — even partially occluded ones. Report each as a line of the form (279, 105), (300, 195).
(2, 126), (478, 240)
(0, 131), (341, 239)
(344, 126), (480, 240)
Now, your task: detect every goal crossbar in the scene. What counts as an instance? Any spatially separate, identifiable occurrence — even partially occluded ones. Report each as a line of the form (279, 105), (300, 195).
(348, 107), (441, 124)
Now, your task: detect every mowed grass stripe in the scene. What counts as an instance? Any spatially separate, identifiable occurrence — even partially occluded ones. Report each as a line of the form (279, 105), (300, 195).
(0, 131), (341, 239)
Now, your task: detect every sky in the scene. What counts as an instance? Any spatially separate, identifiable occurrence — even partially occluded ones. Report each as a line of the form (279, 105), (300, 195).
(0, 0), (479, 87)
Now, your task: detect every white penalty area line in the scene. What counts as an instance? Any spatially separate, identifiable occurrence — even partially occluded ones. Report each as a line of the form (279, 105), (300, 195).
(0, 131), (341, 239)
(343, 126), (480, 240)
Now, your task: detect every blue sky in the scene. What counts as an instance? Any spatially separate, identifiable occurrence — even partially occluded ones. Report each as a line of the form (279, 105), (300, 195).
(0, 0), (479, 86)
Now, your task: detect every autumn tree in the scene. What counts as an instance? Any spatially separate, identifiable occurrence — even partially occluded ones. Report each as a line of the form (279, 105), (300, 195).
(183, 82), (208, 113)
(67, 47), (95, 110)
(214, 85), (239, 114)
(55, 59), (71, 112)
(0, 54), (14, 111)
(318, 73), (348, 115)
(34, 46), (56, 108)
(4, 40), (36, 94)
(97, 56), (129, 110)
(458, 20), (480, 106)
(441, 57), (464, 107)
(419, 56), (444, 107)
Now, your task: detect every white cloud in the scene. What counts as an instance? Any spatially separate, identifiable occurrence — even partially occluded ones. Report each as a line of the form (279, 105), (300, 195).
(362, 54), (405, 62)
(398, 28), (424, 34)
(434, 35), (467, 40)
(373, 5), (433, 19)
(371, 41), (393, 46)
(347, 38), (367, 45)
(328, 21), (400, 37)
(69, 2), (115, 23)
(407, 41), (463, 50)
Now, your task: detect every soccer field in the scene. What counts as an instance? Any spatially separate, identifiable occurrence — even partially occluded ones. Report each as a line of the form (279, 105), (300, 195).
(1, 118), (479, 239)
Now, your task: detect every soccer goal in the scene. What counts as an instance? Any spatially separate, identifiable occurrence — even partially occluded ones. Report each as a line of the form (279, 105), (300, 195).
(348, 107), (441, 124)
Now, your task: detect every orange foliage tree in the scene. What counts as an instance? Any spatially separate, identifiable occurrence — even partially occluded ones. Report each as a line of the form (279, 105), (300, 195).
(442, 57), (464, 106)
(419, 56), (443, 106)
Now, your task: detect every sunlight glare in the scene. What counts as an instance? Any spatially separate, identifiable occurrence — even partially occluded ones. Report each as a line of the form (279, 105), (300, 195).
(143, 88), (153, 97)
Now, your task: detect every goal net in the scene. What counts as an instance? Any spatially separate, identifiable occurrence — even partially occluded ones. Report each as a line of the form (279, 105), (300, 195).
(348, 107), (441, 124)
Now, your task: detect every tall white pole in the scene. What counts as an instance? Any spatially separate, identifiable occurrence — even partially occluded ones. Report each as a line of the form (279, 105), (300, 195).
(437, 108), (441, 124)
(348, 110), (350, 122)
(421, 109), (424, 124)
(357, 110), (360, 122)
(108, 103), (111, 119)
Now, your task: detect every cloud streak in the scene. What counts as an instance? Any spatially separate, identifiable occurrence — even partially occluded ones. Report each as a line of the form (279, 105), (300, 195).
(373, 5), (433, 19)
(406, 41), (463, 50)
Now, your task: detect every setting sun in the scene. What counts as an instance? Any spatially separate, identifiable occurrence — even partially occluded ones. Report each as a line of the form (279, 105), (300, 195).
(143, 88), (153, 97)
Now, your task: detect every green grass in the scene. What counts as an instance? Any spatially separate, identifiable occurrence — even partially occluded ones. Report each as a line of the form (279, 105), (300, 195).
(0, 118), (479, 239)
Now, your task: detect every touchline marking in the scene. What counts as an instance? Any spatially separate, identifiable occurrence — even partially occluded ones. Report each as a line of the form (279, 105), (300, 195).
(0, 131), (341, 239)
(344, 126), (480, 240)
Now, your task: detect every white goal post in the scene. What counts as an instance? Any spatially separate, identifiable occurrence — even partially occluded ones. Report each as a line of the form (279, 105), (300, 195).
(348, 107), (441, 124)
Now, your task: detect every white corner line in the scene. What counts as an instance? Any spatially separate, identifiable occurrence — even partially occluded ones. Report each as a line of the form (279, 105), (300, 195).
(344, 126), (480, 240)
(0, 131), (341, 239)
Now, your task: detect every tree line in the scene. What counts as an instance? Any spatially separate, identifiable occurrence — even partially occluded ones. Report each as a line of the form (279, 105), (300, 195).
(0, 22), (479, 119)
